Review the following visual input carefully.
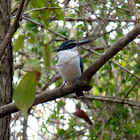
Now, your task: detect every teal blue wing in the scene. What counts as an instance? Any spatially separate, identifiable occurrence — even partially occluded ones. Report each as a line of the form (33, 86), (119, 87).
(80, 57), (83, 73)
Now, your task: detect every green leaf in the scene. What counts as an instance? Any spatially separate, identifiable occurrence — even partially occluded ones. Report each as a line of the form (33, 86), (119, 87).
(40, 10), (50, 30)
(60, 115), (65, 120)
(31, 0), (51, 29)
(42, 43), (51, 72)
(26, 31), (37, 44)
(30, 0), (48, 19)
(31, 0), (46, 8)
(54, 3), (65, 22)
(57, 129), (66, 136)
(14, 35), (25, 52)
(57, 100), (65, 108)
(13, 72), (38, 118)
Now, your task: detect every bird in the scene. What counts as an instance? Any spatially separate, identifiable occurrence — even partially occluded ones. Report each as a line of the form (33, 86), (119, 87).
(57, 39), (91, 97)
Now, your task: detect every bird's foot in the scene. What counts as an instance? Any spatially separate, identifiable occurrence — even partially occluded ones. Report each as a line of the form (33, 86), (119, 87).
(75, 79), (79, 87)
(75, 79), (84, 97)
(60, 81), (66, 91)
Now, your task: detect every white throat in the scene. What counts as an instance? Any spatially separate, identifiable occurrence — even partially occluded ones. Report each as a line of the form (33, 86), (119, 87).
(57, 47), (79, 65)
(57, 47), (81, 83)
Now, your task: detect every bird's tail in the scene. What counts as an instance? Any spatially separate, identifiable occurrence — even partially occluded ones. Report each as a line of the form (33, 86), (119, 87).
(76, 90), (84, 97)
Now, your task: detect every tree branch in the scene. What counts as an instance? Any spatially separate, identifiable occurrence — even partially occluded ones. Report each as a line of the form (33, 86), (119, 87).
(80, 23), (140, 81)
(0, 0), (26, 60)
(81, 46), (140, 80)
(0, 24), (140, 118)
(69, 95), (140, 107)
(22, 16), (68, 40)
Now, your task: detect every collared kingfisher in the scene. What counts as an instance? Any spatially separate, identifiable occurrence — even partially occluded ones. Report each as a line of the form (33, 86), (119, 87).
(57, 39), (91, 97)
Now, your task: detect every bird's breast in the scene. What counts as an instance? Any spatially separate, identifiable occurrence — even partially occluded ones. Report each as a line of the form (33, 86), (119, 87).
(57, 50), (81, 83)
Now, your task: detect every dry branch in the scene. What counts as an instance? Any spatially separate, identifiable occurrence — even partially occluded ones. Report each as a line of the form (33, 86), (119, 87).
(0, 24), (140, 118)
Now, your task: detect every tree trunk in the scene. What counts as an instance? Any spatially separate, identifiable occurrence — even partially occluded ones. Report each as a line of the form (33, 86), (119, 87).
(0, 1), (12, 140)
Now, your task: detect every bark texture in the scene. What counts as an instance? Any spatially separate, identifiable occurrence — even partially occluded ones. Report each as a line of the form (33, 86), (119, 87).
(0, 0), (12, 140)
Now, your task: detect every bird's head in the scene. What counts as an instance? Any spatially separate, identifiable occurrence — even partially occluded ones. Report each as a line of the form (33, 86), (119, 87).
(57, 39), (92, 52)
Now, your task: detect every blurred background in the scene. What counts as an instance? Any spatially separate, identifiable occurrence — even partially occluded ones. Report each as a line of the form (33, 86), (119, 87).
(11, 0), (140, 139)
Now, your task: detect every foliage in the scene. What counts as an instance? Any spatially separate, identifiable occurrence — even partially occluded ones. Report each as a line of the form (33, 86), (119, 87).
(42, 43), (52, 72)
(13, 71), (38, 118)
(13, 58), (41, 117)
(10, 0), (140, 139)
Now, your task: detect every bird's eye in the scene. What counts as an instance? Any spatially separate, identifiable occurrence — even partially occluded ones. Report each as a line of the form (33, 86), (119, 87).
(68, 42), (76, 47)
(67, 42), (72, 46)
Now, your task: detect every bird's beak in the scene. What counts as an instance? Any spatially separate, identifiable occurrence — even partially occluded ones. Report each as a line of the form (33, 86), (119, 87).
(76, 39), (92, 46)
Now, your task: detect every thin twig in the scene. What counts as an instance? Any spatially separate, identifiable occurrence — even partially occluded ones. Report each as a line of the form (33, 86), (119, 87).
(24, 6), (65, 15)
(112, 110), (140, 140)
(81, 46), (140, 80)
(123, 79), (140, 98)
(22, 16), (68, 40)
(68, 95), (140, 107)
